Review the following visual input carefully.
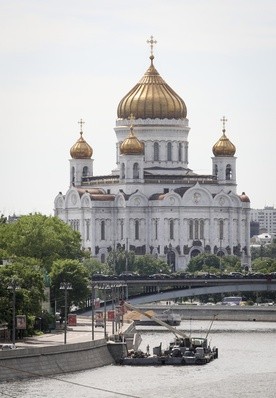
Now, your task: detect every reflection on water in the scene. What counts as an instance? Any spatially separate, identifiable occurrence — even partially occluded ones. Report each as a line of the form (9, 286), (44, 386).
(1, 321), (276, 398)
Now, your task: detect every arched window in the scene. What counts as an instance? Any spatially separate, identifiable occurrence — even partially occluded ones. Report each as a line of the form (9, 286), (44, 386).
(226, 164), (232, 180)
(169, 219), (174, 239)
(167, 142), (172, 161)
(133, 163), (139, 179)
(100, 254), (105, 263)
(101, 221), (105, 240)
(121, 163), (125, 179)
(154, 142), (159, 161)
(82, 166), (88, 177)
(135, 220), (139, 240)
(178, 143), (182, 161)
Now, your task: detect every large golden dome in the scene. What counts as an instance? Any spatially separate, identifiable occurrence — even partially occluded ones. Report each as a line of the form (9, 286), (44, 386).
(120, 125), (144, 155)
(212, 129), (236, 157)
(117, 55), (187, 120)
(70, 132), (93, 159)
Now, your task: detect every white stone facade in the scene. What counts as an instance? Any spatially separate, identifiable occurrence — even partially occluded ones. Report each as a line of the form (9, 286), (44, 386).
(54, 58), (251, 270)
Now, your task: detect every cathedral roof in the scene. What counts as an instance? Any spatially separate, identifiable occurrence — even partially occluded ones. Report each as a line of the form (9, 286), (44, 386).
(120, 124), (144, 155)
(70, 132), (93, 159)
(117, 55), (187, 120)
(212, 119), (236, 157)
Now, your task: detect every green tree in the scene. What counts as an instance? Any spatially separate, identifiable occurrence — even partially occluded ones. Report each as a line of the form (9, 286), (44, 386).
(134, 255), (170, 275)
(82, 258), (113, 278)
(251, 258), (276, 273)
(0, 213), (84, 271)
(0, 259), (45, 335)
(187, 253), (241, 274)
(50, 259), (90, 312)
(106, 248), (135, 275)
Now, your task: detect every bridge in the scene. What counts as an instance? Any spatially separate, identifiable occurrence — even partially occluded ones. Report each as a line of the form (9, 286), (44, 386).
(92, 277), (276, 305)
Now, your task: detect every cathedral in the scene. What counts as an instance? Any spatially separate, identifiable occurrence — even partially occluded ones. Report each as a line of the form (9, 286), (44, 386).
(54, 37), (251, 271)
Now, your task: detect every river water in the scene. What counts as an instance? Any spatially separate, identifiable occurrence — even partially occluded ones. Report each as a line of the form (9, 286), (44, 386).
(1, 320), (276, 398)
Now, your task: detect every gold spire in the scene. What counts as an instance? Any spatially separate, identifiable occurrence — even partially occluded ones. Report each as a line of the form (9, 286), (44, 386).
(212, 116), (236, 157)
(120, 116), (144, 155)
(117, 37), (187, 120)
(70, 120), (93, 159)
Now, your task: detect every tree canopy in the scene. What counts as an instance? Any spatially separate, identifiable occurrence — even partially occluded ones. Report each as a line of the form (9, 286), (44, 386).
(0, 213), (84, 271)
(50, 259), (90, 311)
(0, 259), (45, 333)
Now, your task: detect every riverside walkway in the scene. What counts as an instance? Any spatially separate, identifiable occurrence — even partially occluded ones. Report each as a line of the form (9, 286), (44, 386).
(13, 316), (131, 349)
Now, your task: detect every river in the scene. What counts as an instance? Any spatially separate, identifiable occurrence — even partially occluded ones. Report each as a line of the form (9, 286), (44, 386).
(1, 320), (276, 398)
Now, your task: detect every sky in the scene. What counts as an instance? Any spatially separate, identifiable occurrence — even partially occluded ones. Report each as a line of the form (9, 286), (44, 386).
(1, 0), (276, 217)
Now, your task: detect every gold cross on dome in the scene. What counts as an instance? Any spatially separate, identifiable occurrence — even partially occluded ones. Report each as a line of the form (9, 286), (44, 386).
(147, 35), (157, 56)
(220, 116), (228, 131)
(78, 118), (85, 133)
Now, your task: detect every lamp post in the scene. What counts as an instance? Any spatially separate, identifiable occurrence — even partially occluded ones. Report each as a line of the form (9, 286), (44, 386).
(91, 281), (95, 341)
(60, 282), (72, 344)
(7, 279), (20, 346)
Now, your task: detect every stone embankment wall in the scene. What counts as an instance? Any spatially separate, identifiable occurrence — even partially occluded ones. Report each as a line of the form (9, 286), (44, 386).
(138, 305), (276, 322)
(0, 339), (114, 382)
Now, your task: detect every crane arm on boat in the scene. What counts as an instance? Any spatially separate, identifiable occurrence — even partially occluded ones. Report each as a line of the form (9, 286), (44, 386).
(123, 301), (189, 339)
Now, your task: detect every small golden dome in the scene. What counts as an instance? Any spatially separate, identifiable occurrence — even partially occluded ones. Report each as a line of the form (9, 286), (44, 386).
(70, 132), (93, 159)
(120, 125), (144, 155)
(117, 55), (187, 120)
(212, 129), (236, 157)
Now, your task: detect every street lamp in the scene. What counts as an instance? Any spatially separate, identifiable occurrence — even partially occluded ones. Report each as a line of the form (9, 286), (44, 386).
(60, 282), (72, 344)
(7, 279), (20, 346)
(91, 280), (95, 341)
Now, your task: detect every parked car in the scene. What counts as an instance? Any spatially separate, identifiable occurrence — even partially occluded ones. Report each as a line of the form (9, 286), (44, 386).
(0, 344), (16, 350)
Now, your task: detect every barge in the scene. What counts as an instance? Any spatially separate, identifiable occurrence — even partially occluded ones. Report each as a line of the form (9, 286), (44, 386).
(120, 302), (218, 366)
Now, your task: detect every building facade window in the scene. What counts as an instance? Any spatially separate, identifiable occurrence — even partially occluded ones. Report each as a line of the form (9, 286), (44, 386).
(71, 167), (75, 185)
(135, 220), (139, 240)
(226, 164), (232, 180)
(219, 219), (224, 240)
(82, 166), (88, 177)
(170, 219), (174, 239)
(178, 143), (182, 161)
(167, 142), (172, 161)
(121, 163), (125, 179)
(154, 142), (159, 161)
(214, 164), (218, 177)
(100, 253), (105, 263)
(133, 163), (139, 179)
(70, 219), (79, 231)
(200, 220), (204, 239)
(189, 219), (204, 240)
(189, 220), (193, 240)
(155, 219), (158, 240)
(195, 220), (199, 239)
(101, 220), (105, 240)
